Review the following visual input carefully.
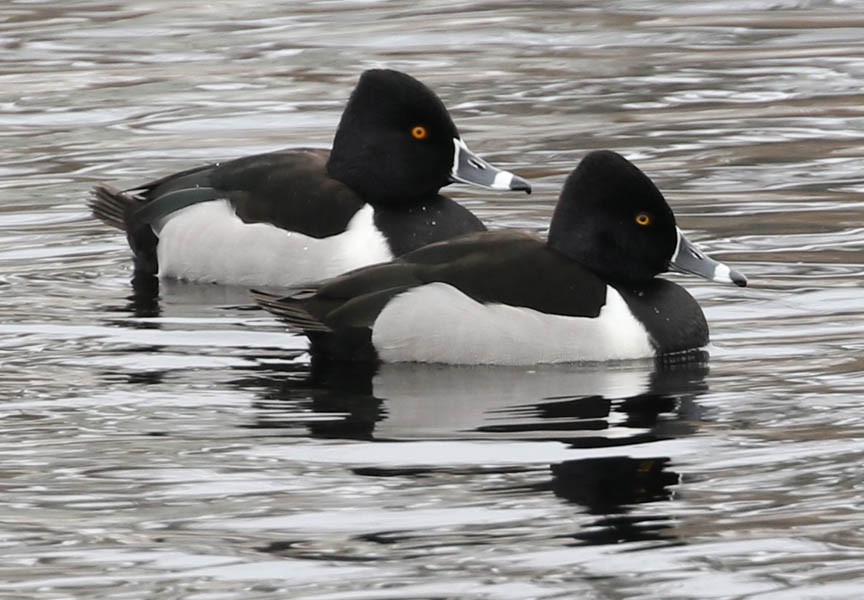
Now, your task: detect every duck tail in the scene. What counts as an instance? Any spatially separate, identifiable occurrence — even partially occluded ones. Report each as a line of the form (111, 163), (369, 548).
(89, 184), (138, 231)
(90, 184), (160, 276)
(251, 289), (333, 334)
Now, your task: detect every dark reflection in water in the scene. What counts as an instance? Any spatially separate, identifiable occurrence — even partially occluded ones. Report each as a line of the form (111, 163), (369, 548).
(128, 273), (161, 318)
(244, 354), (707, 442)
(244, 355), (706, 548)
(548, 456), (680, 545)
(242, 361), (381, 440)
(98, 272), (162, 319)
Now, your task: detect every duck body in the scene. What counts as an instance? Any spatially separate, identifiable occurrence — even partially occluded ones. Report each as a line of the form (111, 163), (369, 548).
(91, 70), (529, 286)
(255, 150), (747, 365)
(255, 230), (709, 364)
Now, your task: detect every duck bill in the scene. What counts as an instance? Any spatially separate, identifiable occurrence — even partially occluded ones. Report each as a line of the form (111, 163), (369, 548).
(670, 228), (747, 287)
(450, 138), (531, 194)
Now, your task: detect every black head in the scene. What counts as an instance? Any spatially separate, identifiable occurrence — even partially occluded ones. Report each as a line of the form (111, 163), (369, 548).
(327, 69), (460, 204)
(326, 69), (530, 205)
(547, 151), (678, 285)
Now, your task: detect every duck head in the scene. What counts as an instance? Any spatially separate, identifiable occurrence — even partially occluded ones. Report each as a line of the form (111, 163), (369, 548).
(547, 150), (746, 287)
(327, 69), (530, 204)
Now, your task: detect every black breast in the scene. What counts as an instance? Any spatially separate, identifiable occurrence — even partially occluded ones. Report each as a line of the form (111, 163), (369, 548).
(373, 195), (486, 256)
(615, 279), (709, 354)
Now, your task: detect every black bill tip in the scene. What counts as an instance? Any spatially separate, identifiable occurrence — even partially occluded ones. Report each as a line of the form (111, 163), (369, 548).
(510, 174), (532, 194)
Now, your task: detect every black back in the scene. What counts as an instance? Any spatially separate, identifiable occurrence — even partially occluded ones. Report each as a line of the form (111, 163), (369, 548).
(296, 231), (609, 331)
(133, 149), (365, 239)
(211, 150), (365, 238)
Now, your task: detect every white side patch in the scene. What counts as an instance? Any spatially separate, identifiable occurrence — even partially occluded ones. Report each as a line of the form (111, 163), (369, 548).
(371, 282), (655, 365)
(155, 201), (392, 286)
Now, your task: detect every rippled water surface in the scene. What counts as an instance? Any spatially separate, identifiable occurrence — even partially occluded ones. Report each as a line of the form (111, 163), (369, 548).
(2, 1), (864, 598)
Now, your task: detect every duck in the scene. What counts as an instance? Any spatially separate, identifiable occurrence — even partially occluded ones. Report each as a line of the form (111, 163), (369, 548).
(253, 150), (747, 365)
(89, 69), (531, 286)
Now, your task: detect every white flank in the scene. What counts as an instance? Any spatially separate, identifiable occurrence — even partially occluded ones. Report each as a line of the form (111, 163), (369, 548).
(371, 282), (655, 365)
(155, 200), (392, 286)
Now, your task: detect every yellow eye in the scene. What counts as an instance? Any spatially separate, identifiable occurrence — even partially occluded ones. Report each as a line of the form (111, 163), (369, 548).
(411, 125), (428, 140)
(635, 212), (652, 226)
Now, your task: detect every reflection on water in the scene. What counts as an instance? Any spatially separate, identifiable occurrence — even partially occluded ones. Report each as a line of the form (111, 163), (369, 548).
(3, 0), (864, 597)
(249, 357), (707, 444)
(246, 356), (707, 547)
(550, 457), (680, 545)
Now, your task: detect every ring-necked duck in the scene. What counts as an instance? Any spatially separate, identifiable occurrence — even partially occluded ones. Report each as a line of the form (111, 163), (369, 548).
(253, 150), (747, 365)
(90, 69), (530, 286)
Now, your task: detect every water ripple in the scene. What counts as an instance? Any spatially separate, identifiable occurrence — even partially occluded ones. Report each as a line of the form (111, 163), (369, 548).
(2, 1), (864, 598)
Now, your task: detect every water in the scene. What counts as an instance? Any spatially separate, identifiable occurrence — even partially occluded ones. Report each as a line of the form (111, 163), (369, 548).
(2, 1), (864, 598)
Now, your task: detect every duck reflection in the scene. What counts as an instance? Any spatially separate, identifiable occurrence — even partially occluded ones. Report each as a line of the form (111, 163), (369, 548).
(128, 273), (161, 318)
(249, 355), (707, 547)
(536, 456), (681, 545)
(549, 457), (677, 510)
(98, 272), (161, 319)
(116, 275), (279, 320)
(245, 360), (383, 440)
(248, 353), (707, 445)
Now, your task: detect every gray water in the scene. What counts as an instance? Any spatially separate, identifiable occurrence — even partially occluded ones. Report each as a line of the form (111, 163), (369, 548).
(2, 1), (864, 598)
